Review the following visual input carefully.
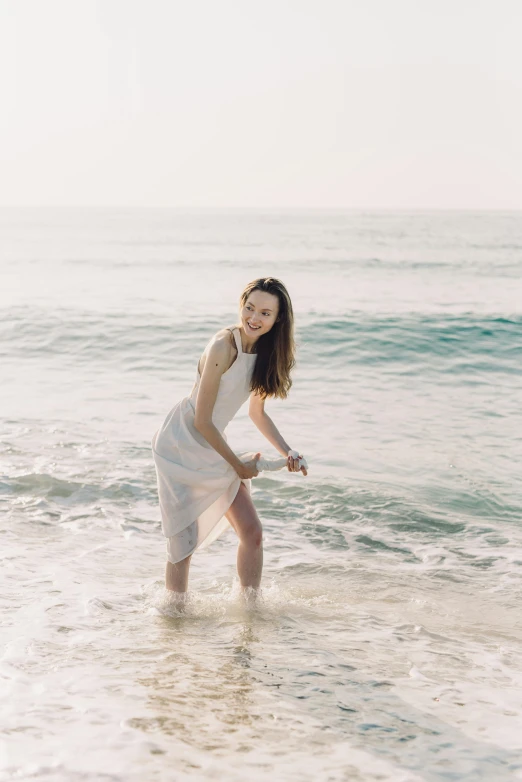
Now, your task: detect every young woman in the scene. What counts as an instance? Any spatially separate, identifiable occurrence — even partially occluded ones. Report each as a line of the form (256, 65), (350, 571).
(151, 277), (306, 601)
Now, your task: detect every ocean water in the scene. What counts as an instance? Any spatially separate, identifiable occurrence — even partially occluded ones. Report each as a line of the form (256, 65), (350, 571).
(1, 208), (521, 781)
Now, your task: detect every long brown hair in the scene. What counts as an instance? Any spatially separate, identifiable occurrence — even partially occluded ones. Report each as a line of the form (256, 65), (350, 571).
(237, 277), (296, 400)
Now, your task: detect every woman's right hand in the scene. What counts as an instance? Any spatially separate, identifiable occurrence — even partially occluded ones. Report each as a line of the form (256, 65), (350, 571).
(235, 452), (261, 480)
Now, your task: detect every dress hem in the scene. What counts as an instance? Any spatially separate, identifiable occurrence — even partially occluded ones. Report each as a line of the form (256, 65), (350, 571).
(165, 476), (250, 564)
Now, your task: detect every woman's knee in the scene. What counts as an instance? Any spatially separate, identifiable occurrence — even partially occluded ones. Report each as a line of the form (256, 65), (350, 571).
(241, 520), (263, 549)
(226, 483), (263, 547)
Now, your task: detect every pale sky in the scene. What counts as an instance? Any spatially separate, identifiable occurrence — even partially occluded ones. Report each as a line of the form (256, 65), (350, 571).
(0, 0), (521, 209)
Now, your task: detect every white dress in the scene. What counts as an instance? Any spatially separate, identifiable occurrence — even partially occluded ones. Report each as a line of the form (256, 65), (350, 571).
(151, 326), (257, 564)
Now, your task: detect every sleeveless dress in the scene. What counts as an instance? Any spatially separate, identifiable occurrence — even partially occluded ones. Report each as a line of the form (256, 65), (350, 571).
(151, 326), (257, 564)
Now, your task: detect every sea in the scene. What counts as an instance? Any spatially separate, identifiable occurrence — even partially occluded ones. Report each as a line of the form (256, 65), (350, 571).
(1, 208), (521, 781)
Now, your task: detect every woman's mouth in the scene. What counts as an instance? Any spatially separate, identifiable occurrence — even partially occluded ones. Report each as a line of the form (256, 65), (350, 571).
(247, 322), (261, 331)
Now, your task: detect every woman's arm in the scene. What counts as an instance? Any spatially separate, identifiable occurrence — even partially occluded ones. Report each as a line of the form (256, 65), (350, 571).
(194, 334), (258, 479)
(249, 392), (292, 458)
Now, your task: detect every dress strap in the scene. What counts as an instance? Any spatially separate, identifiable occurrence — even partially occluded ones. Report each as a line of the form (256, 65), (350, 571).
(227, 326), (242, 355)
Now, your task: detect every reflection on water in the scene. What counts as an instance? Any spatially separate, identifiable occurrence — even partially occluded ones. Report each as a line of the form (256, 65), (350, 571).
(134, 620), (259, 749)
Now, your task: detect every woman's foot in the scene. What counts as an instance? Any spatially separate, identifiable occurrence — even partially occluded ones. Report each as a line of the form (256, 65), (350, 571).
(164, 589), (189, 613)
(239, 585), (262, 609)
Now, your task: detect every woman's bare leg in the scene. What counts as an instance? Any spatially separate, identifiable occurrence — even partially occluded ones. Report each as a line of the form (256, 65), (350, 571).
(165, 554), (192, 593)
(225, 482), (263, 590)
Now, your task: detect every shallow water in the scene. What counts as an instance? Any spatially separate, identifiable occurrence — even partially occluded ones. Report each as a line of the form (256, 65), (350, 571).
(1, 209), (521, 780)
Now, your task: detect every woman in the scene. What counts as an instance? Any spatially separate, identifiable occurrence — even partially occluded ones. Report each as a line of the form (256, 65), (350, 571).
(151, 276), (306, 601)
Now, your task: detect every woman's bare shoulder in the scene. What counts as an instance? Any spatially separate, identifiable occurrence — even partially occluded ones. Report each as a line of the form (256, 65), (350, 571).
(212, 326), (235, 344)
(198, 327), (236, 375)
(207, 327), (236, 355)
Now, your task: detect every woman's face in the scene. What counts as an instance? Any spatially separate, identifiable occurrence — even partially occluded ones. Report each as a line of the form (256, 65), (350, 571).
(241, 289), (280, 338)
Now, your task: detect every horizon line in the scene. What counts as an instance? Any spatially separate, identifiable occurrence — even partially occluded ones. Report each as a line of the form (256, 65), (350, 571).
(1, 205), (521, 213)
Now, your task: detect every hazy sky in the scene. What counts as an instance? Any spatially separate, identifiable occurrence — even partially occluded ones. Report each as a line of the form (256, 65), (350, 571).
(1, 0), (521, 209)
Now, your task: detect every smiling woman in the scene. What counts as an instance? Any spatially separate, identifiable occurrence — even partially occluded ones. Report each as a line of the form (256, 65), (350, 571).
(239, 277), (296, 400)
(151, 277), (307, 604)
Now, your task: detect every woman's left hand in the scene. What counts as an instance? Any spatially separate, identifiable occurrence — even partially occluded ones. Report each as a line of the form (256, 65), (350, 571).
(287, 452), (308, 476)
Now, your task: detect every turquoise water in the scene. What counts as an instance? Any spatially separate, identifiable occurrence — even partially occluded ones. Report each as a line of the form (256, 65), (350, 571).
(1, 209), (521, 781)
